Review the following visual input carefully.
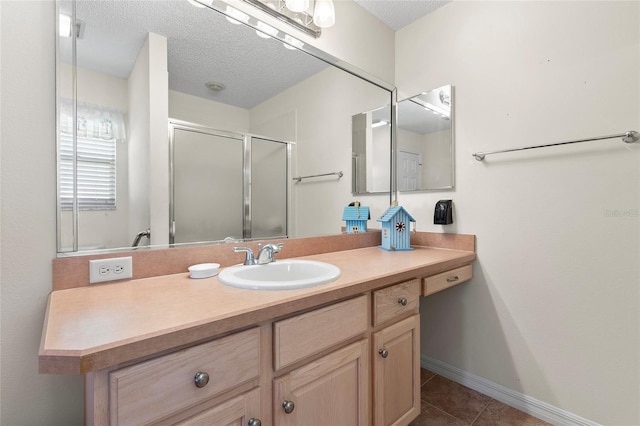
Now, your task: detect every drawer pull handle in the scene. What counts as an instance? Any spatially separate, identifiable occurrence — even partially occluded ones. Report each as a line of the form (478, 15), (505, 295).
(282, 400), (295, 414)
(248, 419), (262, 426)
(447, 276), (459, 283)
(194, 372), (210, 388)
(398, 297), (408, 306)
(379, 349), (389, 358)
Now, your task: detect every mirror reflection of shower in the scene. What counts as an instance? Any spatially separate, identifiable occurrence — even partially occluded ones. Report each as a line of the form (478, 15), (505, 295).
(169, 120), (289, 245)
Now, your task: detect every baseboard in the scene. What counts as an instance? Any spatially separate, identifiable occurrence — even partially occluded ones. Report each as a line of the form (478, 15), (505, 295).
(420, 354), (601, 426)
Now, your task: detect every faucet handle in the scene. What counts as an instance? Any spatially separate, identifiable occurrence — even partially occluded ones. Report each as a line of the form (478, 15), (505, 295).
(232, 247), (255, 265)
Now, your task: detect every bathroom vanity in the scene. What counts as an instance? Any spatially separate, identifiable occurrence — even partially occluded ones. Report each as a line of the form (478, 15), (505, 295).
(40, 234), (475, 425)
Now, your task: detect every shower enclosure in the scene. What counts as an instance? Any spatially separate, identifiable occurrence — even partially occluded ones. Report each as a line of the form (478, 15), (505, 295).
(169, 120), (290, 244)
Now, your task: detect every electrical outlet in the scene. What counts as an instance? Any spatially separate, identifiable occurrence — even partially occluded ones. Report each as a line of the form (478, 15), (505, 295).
(89, 256), (133, 284)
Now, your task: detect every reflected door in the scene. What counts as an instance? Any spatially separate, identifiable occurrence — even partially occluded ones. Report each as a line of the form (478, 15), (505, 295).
(398, 151), (420, 191)
(172, 128), (244, 243)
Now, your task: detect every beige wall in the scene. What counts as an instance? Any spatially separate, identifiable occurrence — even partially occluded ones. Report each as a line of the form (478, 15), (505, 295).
(1, 1), (84, 424)
(396, 2), (639, 424)
(169, 90), (250, 133)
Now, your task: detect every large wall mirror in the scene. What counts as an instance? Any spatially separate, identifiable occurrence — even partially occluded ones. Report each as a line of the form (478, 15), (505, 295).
(56, 0), (393, 254)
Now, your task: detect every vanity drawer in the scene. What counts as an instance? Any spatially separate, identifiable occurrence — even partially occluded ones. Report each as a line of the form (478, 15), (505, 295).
(274, 295), (368, 371)
(373, 279), (420, 326)
(109, 328), (260, 425)
(423, 264), (473, 296)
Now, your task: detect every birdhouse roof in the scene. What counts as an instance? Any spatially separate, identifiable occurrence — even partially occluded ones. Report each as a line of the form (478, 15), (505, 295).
(342, 206), (370, 221)
(376, 205), (416, 223)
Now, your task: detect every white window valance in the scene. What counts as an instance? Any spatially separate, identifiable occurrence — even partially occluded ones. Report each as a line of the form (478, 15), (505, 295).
(59, 98), (127, 142)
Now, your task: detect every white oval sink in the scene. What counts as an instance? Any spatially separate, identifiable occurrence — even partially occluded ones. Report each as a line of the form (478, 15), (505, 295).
(218, 259), (341, 290)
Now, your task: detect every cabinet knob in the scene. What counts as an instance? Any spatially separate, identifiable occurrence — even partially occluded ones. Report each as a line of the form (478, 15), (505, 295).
(282, 400), (295, 414)
(398, 297), (408, 306)
(248, 418), (262, 426)
(379, 349), (389, 358)
(193, 372), (210, 388)
(446, 276), (459, 283)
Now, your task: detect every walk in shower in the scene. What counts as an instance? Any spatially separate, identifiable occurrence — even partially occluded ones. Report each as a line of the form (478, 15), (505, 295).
(169, 120), (290, 244)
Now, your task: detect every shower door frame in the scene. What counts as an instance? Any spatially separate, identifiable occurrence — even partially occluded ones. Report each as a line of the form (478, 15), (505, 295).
(168, 119), (292, 245)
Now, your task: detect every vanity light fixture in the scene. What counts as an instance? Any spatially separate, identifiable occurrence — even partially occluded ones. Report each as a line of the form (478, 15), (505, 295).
(240, 0), (333, 38)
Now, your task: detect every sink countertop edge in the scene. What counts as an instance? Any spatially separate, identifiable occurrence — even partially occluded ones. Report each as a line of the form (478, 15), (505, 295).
(39, 246), (476, 374)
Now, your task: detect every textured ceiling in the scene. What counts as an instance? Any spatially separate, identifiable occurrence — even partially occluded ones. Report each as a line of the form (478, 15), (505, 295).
(353, 0), (451, 30)
(59, 1), (328, 109)
(58, 0), (448, 111)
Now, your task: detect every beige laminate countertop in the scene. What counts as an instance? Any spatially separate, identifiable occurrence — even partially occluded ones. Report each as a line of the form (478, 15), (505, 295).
(39, 246), (475, 375)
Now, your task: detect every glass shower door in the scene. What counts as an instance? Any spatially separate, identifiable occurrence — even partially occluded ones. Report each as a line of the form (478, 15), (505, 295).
(171, 126), (244, 244)
(250, 137), (288, 239)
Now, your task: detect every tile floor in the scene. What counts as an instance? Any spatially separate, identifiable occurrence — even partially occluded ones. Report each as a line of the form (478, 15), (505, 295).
(409, 369), (552, 426)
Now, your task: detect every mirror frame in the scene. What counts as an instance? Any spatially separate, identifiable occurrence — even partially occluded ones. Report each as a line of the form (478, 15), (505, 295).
(55, 0), (397, 256)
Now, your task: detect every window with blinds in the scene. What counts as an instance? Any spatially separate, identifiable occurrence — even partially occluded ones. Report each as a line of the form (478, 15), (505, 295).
(59, 133), (117, 210)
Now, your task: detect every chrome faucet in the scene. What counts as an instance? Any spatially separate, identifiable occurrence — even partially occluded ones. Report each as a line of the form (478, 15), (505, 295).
(257, 243), (284, 264)
(233, 243), (284, 265)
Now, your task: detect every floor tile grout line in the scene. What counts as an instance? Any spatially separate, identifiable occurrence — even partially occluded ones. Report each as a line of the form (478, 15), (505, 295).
(469, 397), (494, 425)
(423, 400), (472, 425)
(423, 372), (437, 385)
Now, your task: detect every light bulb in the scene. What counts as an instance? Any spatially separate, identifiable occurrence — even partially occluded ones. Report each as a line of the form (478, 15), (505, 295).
(285, 0), (310, 13)
(313, 0), (335, 28)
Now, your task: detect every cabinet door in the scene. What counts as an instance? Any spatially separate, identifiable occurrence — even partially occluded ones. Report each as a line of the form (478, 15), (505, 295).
(274, 339), (369, 426)
(373, 314), (420, 426)
(172, 387), (261, 426)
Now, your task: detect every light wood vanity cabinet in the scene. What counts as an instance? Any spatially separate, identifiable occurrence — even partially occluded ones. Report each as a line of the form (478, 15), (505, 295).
(372, 280), (421, 426)
(84, 267), (472, 425)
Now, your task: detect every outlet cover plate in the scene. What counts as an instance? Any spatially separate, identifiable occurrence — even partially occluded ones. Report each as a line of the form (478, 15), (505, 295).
(89, 256), (133, 284)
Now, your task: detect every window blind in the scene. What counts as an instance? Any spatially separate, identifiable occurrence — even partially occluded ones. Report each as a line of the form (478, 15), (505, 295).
(59, 133), (116, 210)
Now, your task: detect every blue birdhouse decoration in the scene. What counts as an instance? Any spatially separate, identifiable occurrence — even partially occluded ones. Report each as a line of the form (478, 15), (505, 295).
(377, 205), (415, 251)
(342, 203), (370, 234)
